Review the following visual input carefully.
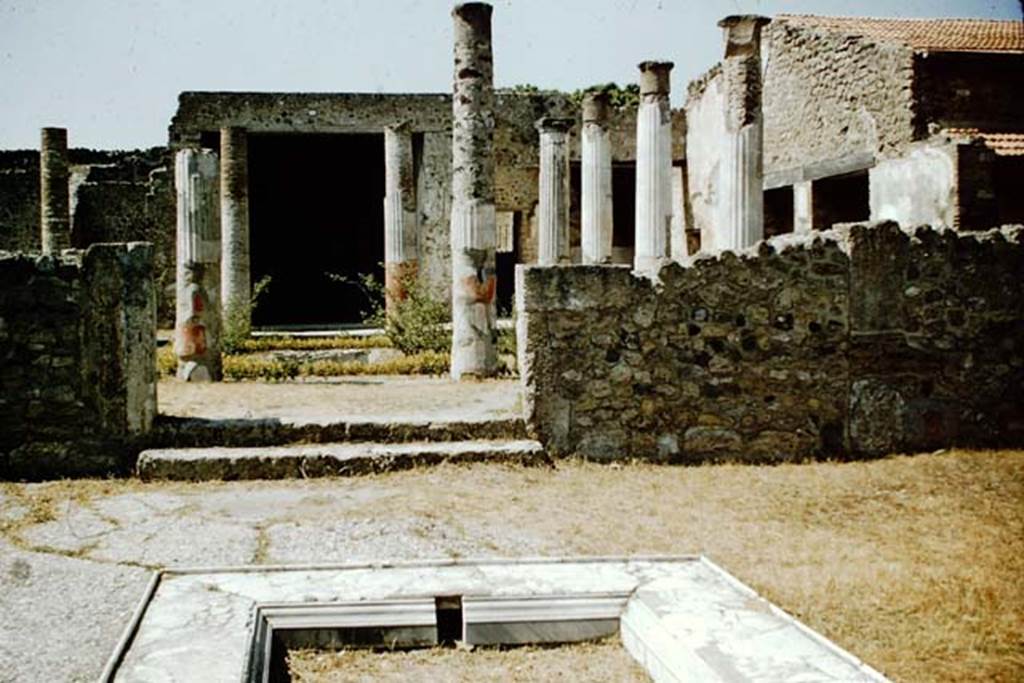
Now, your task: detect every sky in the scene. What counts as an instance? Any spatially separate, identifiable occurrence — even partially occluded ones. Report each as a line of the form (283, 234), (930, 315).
(0, 0), (1019, 150)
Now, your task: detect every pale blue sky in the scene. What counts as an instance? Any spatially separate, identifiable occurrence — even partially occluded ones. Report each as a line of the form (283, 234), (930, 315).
(0, 0), (1019, 149)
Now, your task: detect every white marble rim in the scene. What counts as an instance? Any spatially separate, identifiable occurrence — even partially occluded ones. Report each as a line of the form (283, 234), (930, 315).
(99, 554), (890, 683)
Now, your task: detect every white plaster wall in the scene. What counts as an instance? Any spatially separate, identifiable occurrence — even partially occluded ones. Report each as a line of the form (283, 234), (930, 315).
(869, 143), (957, 229)
(684, 72), (726, 253)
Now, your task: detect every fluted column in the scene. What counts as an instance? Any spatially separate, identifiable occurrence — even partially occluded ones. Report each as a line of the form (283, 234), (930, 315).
(450, 2), (497, 379)
(174, 149), (222, 382)
(536, 117), (573, 265)
(220, 127), (250, 333)
(39, 127), (71, 255)
(717, 15), (771, 251)
(634, 61), (674, 276)
(581, 93), (613, 264)
(384, 122), (419, 314)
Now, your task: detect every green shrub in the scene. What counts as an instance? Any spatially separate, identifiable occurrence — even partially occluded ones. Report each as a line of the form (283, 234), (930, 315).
(219, 350), (448, 381)
(237, 335), (391, 352)
(222, 276), (271, 354)
(331, 270), (450, 356)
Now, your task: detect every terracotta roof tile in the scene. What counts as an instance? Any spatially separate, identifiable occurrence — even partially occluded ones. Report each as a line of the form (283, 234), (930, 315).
(777, 15), (1024, 53)
(942, 128), (1024, 156)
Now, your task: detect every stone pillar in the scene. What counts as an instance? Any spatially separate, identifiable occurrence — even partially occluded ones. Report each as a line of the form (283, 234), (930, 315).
(450, 2), (498, 379)
(634, 61), (674, 276)
(717, 15), (771, 251)
(174, 149), (222, 382)
(536, 117), (573, 265)
(384, 122), (419, 314)
(581, 93), (614, 265)
(794, 180), (813, 233)
(220, 127), (250, 333)
(39, 127), (71, 255)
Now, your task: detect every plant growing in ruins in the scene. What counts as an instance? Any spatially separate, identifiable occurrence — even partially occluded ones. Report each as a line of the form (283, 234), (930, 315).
(221, 275), (271, 355)
(569, 83), (641, 109)
(329, 270), (450, 356)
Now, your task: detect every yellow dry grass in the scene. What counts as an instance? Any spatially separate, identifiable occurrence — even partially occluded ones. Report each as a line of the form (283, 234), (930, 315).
(280, 450), (1024, 682)
(288, 638), (649, 682)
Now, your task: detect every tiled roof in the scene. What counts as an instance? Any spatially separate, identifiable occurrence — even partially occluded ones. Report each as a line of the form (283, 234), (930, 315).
(776, 15), (1024, 53)
(942, 128), (1024, 156)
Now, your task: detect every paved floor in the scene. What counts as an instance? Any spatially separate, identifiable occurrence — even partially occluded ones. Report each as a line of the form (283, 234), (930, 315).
(157, 376), (523, 423)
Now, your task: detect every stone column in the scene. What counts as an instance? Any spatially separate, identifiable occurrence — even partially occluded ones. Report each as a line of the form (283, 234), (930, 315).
(174, 149), (222, 382)
(717, 15), (771, 251)
(39, 127), (71, 255)
(450, 2), (497, 379)
(536, 117), (573, 265)
(384, 122), (419, 314)
(634, 61), (674, 276)
(581, 93), (613, 265)
(220, 127), (250, 334)
(793, 180), (813, 233)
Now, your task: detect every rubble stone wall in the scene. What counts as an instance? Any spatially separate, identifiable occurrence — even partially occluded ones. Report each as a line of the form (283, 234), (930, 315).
(0, 243), (157, 479)
(0, 149), (175, 324)
(517, 222), (1024, 461)
(761, 21), (917, 175)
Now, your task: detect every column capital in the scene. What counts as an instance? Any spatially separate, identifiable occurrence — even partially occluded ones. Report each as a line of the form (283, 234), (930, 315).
(41, 127), (68, 144)
(535, 117), (575, 134)
(384, 120), (412, 134)
(718, 15), (770, 55)
(582, 92), (611, 124)
(638, 61), (674, 96)
(452, 2), (492, 27)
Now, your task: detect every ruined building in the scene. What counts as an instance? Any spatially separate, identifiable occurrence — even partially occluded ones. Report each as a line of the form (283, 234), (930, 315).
(1, 9), (1022, 476)
(688, 15), (1024, 249)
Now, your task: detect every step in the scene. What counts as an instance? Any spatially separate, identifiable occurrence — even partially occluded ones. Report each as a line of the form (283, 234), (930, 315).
(148, 415), (528, 449)
(137, 439), (548, 481)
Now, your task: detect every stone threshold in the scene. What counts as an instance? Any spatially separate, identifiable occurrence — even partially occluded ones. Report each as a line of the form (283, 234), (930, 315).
(147, 414), (528, 449)
(137, 439), (547, 481)
(102, 556), (890, 683)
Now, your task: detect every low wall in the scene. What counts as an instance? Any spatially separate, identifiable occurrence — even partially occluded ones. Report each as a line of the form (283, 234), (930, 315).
(0, 243), (157, 478)
(516, 222), (1024, 461)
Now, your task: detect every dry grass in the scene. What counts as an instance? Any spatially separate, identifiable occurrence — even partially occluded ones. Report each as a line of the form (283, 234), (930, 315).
(2, 451), (1021, 681)
(288, 638), (649, 682)
(273, 450), (1024, 682)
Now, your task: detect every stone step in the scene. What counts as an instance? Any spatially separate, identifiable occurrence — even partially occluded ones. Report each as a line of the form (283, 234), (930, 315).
(137, 439), (548, 481)
(148, 415), (528, 449)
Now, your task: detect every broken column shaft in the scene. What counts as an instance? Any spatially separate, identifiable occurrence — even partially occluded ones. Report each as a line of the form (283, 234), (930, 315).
(634, 61), (674, 276)
(718, 15), (771, 251)
(536, 117), (574, 265)
(174, 149), (222, 382)
(220, 127), (250, 333)
(384, 122), (419, 314)
(39, 127), (71, 255)
(581, 93), (613, 264)
(450, 2), (498, 379)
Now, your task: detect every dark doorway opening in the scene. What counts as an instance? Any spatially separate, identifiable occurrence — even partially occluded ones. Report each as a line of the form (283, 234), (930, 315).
(811, 170), (869, 230)
(612, 163), (636, 251)
(764, 186), (794, 237)
(495, 212), (520, 317)
(248, 133), (385, 328)
(995, 156), (1024, 225)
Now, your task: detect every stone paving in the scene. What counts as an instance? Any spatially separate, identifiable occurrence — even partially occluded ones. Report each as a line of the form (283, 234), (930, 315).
(157, 376), (522, 423)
